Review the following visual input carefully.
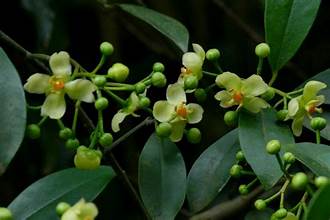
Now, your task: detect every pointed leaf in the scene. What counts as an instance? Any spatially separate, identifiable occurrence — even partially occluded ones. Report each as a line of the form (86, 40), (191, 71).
(187, 129), (239, 213)
(265, 0), (321, 71)
(138, 133), (186, 220)
(8, 166), (115, 219)
(0, 48), (26, 175)
(304, 184), (330, 220)
(118, 4), (189, 52)
(239, 109), (295, 189)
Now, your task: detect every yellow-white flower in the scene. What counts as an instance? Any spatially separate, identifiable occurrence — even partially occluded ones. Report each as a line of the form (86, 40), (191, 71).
(61, 199), (98, 220)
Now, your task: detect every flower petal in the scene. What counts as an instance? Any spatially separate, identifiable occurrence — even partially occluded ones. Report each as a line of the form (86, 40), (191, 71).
(215, 72), (241, 90)
(214, 90), (231, 102)
(182, 52), (203, 78)
(80, 203), (98, 218)
(61, 209), (79, 220)
(153, 101), (175, 122)
(24, 73), (50, 94)
(192, 43), (205, 60)
(169, 120), (186, 142)
(292, 116), (304, 136)
(49, 51), (72, 76)
(243, 97), (269, 113)
(41, 93), (66, 119)
(65, 79), (96, 103)
(127, 92), (140, 112)
(288, 97), (300, 117)
(111, 110), (129, 132)
(302, 80), (327, 102)
(166, 83), (186, 105)
(241, 74), (268, 97)
(187, 103), (204, 124)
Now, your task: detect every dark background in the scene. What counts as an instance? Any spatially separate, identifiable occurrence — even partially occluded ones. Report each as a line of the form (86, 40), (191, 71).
(1, 0), (330, 219)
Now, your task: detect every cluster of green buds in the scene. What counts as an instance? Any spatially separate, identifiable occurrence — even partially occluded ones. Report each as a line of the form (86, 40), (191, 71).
(56, 199), (98, 220)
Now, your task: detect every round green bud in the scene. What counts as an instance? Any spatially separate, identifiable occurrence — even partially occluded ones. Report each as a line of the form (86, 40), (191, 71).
(0, 207), (13, 220)
(270, 215), (279, 220)
(26, 124), (41, 139)
(156, 122), (172, 138)
(283, 212), (298, 220)
(184, 75), (199, 90)
(236, 150), (245, 162)
(254, 199), (267, 210)
(239, 184), (249, 195)
(266, 139), (281, 155)
(255, 43), (270, 58)
(74, 146), (102, 170)
(65, 138), (80, 150)
(99, 42), (114, 56)
(261, 87), (275, 101)
(310, 117), (327, 131)
(107, 63), (129, 83)
(277, 109), (288, 121)
(93, 75), (107, 87)
(187, 128), (201, 144)
(314, 176), (329, 188)
(206, 48), (220, 61)
(230, 164), (242, 178)
(135, 82), (146, 94)
(99, 133), (113, 148)
(139, 96), (151, 108)
(283, 152), (295, 164)
(151, 72), (167, 88)
(291, 172), (308, 190)
(194, 88), (207, 103)
(56, 202), (71, 216)
(274, 208), (288, 219)
(95, 97), (109, 110)
(224, 111), (238, 127)
(59, 128), (73, 140)
(153, 62), (165, 72)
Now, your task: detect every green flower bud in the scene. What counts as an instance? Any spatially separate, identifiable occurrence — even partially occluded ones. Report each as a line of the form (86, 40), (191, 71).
(59, 128), (73, 140)
(274, 208), (287, 219)
(187, 128), (201, 144)
(100, 42), (114, 56)
(314, 176), (329, 188)
(236, 150), (245, 162)
(135, 82), (146, 94)
(184, 75), (199, 90)
(255, 43), (270, 58)
(99, 133), (113, 148)
(26, 124), (41, 139)
(107, 63), (129, 82)
(95, 97), (109, 110)
(0, 207), (13, 220)
(153, 62), (165, 72)
(224, 111), (238, 127)
(206, 48), (221, 61)
(93, 75), (107, 87)
(151, 72), (167, 88)
(74, 146), (102, 170)
(283, 152), (295, 164)
(310, 117), (327, 131)
(230, 164), (242, 178)
(276, 109), (288, 121)
(261, 87), (275, 101)
(194, 88), (207, 103)
(254, 199), (267, 210)
(56, 202), (71, 216)
(291, 172), (308, 190)
(283, 212), (298, 220)
(266, 139), (281, 155)
(156, 122), (172, 138)
(239, 184), (249, 195)
(270, 214), (279, 220)
(139, 96), (151, 108)
(65, 138), (80, 150)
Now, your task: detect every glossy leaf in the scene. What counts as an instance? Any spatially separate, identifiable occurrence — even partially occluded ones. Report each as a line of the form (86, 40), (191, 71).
(265, 0), (321, 71)
(239, 109), (295, 189)
(118, 4), (189, 52)
(304, 184), (330, 220)
(8, 166), (115, 219)
(284, 143), (330, 177)
(187, 129), (239, 213)
(138, 133), (186, 220)
(0, 48), (26, 175)
(245, 208), (273, 220)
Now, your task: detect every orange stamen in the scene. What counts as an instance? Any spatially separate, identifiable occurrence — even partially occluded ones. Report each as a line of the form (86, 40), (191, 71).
(233, 91), (243, 103)
(176, 104), (188, 118)
(52, 80), (65, 91)
(181, 67), (192, 76)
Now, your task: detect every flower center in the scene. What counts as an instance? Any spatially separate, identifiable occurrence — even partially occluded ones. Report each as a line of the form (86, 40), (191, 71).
(181, 67), (192, 76)
(307, 104), (322, 115)
(176, 103), (188, 118)
(233, 91), (243, 103)
(49, 77), (65, 91)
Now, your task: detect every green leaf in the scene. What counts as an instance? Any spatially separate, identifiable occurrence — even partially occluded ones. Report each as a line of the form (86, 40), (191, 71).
(284, 143), (330, 177)
(118, 4), (189, 52)
(265, 0), (321, 71)
(239, 109), (295, 189)
(0, 48), (26, 175)
(8, 166), (115, 219)
(304, 184), (330, 220)
(138, 133), (186, 220)
(187, 129), (239, 213)
(245, 208), (273, 220)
